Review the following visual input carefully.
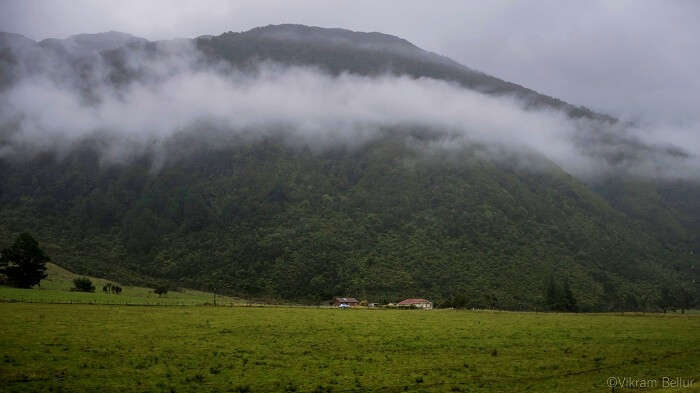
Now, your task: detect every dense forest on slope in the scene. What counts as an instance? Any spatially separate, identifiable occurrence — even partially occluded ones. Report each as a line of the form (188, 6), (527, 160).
(0, 133), (695, 310)
(0, 25), (697, 309)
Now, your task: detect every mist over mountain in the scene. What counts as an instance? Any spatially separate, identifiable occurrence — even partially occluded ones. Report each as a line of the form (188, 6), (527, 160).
(0, 25), (697, 309)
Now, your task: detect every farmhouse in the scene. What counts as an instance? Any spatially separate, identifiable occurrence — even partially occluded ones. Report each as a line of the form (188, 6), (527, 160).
(332, 297), (359, 307)
(398, 298), (433, 309)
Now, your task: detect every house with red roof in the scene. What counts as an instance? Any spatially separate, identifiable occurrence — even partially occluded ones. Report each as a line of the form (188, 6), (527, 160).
(397, 298), (433, 309)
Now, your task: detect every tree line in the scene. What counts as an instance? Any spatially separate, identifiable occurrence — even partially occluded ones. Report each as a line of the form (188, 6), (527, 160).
(1, 232), (696, 312)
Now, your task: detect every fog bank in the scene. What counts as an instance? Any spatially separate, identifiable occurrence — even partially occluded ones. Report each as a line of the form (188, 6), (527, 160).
(0, 40), (697, 180)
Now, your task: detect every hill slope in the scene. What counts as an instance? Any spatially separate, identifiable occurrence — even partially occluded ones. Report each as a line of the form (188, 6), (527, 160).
(0, 25), (697, 309)
(0, 263), (237, 305)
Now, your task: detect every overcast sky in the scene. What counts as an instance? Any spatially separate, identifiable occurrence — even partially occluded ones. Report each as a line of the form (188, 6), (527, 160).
(1, 0), (698, 129)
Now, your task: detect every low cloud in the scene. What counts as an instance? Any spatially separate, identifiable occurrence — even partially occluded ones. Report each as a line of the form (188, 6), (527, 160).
(0, 41), (698, 180)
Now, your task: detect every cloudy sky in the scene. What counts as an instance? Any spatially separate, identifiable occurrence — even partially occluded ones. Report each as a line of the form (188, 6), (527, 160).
(1, 0), (698, 129)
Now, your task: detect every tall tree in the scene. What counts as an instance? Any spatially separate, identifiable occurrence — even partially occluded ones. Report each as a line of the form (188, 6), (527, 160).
(658, 287), (675, 313)
(675, 286), (694, 314)
(0, 233), (50, 288)
(562, 278), (578, 312)
(545, 273), (562, 311)
(624, 293), (640, 312)
(545, 274), (578, 312)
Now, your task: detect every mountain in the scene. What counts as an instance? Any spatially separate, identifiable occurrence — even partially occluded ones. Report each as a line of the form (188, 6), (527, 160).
(0, 32), (36, 49)
(0, 30), (148, 90)
(198, 25), (610, 119)
(0, 25), (697, 310)
(38, 31), (148, 56)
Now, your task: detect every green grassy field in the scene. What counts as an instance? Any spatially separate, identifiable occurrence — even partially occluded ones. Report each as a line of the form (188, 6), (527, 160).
(0, 263), (240, 306)
(0, 304), (698, 393)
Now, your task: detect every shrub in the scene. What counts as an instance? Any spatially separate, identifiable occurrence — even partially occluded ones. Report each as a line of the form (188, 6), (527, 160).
(71, 277), (95, 292)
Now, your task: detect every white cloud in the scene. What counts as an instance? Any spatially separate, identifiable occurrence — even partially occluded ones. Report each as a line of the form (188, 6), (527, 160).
(1, 0), (698, 132)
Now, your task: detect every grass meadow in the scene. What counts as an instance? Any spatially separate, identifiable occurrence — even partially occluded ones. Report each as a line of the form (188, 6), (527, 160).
(1, 303), (698, 393)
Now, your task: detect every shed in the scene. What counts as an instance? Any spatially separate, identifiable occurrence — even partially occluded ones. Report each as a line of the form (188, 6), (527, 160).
(332, 297), (359, 307)
(397, 298), (433, 309)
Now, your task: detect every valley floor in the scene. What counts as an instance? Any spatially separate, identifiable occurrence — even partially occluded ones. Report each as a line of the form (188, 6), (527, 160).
(0, 304), (698, 392)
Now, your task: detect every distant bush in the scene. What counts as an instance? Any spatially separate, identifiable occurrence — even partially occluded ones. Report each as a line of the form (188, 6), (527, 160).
(154, 286), (168, 296)
(102, 282), (122, 294)
(440, 294), (469, 309)
(71, 277), (95, 292)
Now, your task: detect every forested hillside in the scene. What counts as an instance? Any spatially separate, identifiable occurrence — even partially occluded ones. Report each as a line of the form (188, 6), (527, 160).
(0, 133), (695, 310)
(0, 25), (697, 310)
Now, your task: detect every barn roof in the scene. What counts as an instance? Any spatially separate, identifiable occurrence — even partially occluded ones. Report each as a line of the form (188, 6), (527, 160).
(398, 298), (431, 305)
